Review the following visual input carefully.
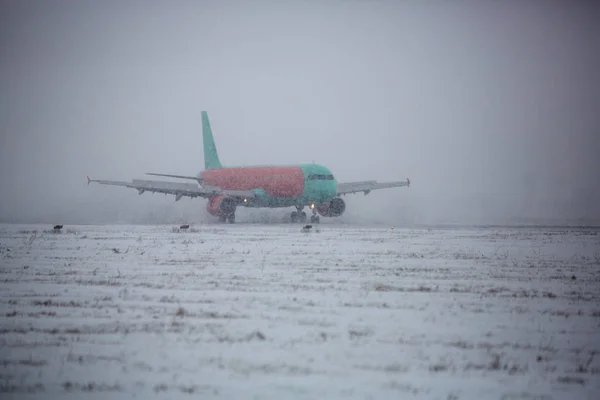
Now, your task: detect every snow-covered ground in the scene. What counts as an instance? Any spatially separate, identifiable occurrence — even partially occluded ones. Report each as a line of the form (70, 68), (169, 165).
(1, 223), (599, 399)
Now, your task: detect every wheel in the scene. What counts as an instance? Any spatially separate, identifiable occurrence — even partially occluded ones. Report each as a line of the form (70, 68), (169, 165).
(227, 213), (235, 224)
(291, 211), (298, 223)
(310, 215), (320, 224)
(299, 211), (307, 223)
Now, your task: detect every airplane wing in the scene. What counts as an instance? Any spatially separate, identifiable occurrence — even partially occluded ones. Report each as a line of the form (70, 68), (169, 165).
(87, 176), (254, 201)
(337, 178), (410, 196)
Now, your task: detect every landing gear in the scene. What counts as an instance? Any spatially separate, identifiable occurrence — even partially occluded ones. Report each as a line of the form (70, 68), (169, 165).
(219, 213), (236, 223)
(310, 207), (320, 224)
(291, 206), (307, 223)
(291, 211), (307, 223)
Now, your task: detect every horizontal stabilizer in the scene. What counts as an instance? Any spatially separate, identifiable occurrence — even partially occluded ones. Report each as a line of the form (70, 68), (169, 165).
(132, 179), (200, 192)
(146, 173), (202, 182)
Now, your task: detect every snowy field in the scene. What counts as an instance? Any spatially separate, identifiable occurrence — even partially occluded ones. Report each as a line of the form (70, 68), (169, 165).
(1, 223), (599, 399)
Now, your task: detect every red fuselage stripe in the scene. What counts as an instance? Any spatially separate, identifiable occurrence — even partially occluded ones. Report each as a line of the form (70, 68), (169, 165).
(202, 166), (305, 198)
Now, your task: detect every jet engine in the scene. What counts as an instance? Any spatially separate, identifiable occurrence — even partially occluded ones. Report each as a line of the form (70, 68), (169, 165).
(207, 195), (237, 217)
(316, 197), (346, 217)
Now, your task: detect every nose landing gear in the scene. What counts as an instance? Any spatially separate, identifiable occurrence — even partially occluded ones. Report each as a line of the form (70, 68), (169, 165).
(310, 213), (320, 224)
(310, 203), (320, 224)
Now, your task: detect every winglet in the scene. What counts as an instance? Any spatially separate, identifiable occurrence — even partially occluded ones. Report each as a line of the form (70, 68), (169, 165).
(407, 177), (410, 187)
(87, 176), (91, 185)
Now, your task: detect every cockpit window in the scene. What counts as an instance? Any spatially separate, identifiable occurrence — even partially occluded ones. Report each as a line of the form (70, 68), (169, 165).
(308, 174), (334, 180)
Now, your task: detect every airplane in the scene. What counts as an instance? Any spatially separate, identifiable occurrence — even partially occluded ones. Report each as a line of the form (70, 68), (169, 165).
(87, 111), (410, 224)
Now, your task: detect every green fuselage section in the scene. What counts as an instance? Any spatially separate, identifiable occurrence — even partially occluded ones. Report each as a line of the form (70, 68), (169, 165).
(241, 164), (337, 209)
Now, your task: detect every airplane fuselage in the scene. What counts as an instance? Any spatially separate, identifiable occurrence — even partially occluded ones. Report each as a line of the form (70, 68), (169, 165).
(201, 163), (337, 208)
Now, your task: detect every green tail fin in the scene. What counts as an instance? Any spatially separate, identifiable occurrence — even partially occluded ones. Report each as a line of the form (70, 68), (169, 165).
(202, 111), (223, 170)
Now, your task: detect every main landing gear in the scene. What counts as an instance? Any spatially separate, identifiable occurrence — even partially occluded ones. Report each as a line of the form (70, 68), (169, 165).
(291, 206), (306, 223)
(291, 206), (320, 224)
(219, 213), (235, 224)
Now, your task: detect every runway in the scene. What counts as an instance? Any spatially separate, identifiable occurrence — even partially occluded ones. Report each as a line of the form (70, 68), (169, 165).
(1, 223), (599, 399)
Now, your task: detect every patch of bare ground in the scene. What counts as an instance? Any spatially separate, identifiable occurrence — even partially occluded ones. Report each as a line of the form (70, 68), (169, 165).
(134, 282), (164, 289)
(403, 252), (425, 259)
(397, 337), (425, 346)
(475, 341), (535, 352)
(17, 229), (38, 235)
(31, 299), (82, 307)
(557, 376), (586, 385)
(132, 361), (153, 372)
(159, 257), (213, 265)
(373, 284), (400, 292)
(296, 318), (336, 328)
(231, 362), (314, 376)
(485, 287), (511, 295)
(341, 301), (391, 309)
(429, 362), (451, 372)
(7, 292), (60, 299)
(449, 286), (473, 293)
(542, 309), (585, 318)
(464, 353), (528, 375)
(206, 328), (267, 343)
(566, 291), (597, 302)
(154, 383), (169, 392)
(0, 327), (29, 335)
(66, 353), (123, 365)
(348, 326), (373, 340)
(1, 359), (47, 367)
(5, 338), (66, 348)
(355, 363), (410, 373)
(74, 279), (122, 287)
(452, 251), (489, 260)
(502, 290), (543, 298)
(574, 351), (598, 374)
(384, 381), (426, 395)
(62, 381), (123, 392)
(160, 295), (181, 303)
(374, 284), (437, 292)
(175, 306), (186, 317)
(18, 325), (124, 335)
(542, 291), (557, 299)
(446, 340), (474, 349)
(154, 383), (217, 394)
(0, 383), (45, 394)
(173, 306), (242, 319)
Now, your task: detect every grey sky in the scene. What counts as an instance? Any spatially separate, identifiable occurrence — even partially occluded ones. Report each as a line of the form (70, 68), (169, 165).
(1, 0), (598, 225)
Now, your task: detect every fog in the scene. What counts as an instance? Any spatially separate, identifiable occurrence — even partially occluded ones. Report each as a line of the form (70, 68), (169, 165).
(1, 0), (598, 226)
